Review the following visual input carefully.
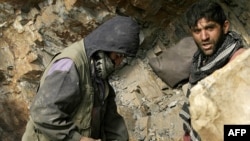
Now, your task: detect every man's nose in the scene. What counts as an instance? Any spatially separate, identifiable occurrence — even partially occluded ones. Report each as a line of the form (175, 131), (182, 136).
(200, 30), (209, 41)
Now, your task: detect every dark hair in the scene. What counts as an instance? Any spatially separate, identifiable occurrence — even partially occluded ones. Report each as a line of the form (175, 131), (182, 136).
(186, 0), (227, 28)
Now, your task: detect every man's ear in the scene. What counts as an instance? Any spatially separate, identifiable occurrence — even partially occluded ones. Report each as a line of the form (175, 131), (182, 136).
(223, 20), (230, 34)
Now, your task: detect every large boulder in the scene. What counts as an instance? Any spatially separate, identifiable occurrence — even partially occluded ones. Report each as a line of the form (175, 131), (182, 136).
(189, 49), (250, 141)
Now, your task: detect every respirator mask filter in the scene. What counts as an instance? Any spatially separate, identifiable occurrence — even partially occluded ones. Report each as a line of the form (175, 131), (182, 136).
(94, 51), (115, 79)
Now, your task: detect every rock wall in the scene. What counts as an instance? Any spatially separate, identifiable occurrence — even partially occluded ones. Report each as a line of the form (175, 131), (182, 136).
(0, 0), (249, 141)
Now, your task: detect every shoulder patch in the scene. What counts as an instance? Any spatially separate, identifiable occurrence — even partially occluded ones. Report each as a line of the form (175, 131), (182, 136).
(47, 58), (74, 76)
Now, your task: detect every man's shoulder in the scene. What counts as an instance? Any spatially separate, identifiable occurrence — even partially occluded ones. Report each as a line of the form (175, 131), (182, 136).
(229, 47), (248, 62)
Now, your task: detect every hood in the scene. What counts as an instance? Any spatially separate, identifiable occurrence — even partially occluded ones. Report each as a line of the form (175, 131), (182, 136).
(84, 15), (140, 58)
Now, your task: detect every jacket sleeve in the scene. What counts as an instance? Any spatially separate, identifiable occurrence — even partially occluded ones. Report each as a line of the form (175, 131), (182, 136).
(103, 85), (129, 141)
(30, 59), (82, 141)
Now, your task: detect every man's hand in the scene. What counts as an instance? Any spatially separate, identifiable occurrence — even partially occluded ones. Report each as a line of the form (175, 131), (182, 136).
(183, 134), (191, 141)
(80, 136), (101, 141)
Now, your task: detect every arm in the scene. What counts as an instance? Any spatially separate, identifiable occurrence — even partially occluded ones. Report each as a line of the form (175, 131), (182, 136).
(30, 58), (90, 141)
(229, 48), (247, 62)
(103, 86), (129, 141)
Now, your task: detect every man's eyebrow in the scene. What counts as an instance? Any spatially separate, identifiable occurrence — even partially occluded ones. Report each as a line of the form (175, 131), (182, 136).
(191, 22), (217, 30)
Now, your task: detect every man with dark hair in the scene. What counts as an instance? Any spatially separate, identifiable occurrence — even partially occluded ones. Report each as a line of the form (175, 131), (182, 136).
(22, 15), (140, 141)
(179, 1), (246, 141)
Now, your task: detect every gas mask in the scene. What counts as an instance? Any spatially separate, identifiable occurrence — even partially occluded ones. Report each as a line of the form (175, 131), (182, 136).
(94, 51), (115, 79)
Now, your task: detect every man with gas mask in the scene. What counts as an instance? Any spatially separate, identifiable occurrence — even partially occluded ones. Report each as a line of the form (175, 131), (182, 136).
(22, 15), (140, 141)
